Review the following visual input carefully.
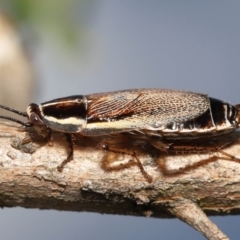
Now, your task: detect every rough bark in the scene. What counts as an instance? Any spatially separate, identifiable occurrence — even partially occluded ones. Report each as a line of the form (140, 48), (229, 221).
(0, 121), (240, 240)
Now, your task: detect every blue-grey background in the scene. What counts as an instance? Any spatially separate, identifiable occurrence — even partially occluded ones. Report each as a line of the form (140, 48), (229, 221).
(1, 1), (240, 239)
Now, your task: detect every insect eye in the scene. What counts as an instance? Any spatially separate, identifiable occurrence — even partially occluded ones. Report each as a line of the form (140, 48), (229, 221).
(30, 113), (44, 126)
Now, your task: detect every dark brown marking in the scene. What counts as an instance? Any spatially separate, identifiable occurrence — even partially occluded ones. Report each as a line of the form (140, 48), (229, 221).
(41, 96), (87, 120)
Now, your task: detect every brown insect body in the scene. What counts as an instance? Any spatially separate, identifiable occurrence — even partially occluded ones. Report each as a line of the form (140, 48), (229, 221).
(34, 89), (239, 136)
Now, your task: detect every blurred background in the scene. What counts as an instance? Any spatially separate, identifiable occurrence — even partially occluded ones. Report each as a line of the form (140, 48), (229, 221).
(0, 1), (240, 239)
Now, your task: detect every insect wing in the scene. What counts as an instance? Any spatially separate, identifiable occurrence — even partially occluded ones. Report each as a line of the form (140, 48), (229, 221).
(84, 89), (210, 135)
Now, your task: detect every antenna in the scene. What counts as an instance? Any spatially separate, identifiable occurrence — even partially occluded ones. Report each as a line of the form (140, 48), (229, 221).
(0, 104), (31, 127)
(0, 104), (27, 117)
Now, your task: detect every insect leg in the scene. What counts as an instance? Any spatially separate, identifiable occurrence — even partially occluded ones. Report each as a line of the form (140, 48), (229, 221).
(57, 133), (76, 172)
(101, 144), (152, 183)
(216, 149), (240, 163)
(133, 151), (153, 183)
(158, 155), (220, 175)
(157, 140), (240, 175)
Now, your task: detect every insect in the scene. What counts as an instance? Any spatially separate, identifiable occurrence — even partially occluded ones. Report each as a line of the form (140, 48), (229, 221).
(0, 89), (239, 182)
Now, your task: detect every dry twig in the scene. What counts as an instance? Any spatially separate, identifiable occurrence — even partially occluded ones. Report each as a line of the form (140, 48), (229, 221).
(0, 121), (240, 239)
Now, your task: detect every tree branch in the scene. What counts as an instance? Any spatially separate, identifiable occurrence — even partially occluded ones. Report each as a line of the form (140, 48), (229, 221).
(0, 121), (240, 239)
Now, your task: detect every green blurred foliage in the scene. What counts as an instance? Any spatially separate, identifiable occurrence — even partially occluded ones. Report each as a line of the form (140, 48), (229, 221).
(0, 0), (95, 47)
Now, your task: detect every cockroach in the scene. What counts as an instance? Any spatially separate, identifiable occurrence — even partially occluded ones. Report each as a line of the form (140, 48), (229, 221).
(0, 89), (239, 182)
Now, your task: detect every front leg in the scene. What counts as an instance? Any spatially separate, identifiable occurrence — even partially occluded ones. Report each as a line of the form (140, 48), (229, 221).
(57, 133), (76, 172)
